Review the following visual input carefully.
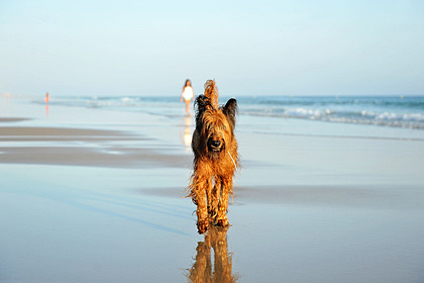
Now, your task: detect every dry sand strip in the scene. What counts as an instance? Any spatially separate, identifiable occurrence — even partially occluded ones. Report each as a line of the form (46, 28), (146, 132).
(0, 146), (192, 168)
(0, 118), (30, 123)
(133, 184), (424, 211)
(235, 185), (424, 210)
(0, 126), (191, 168)
(0, 127), (146, 142)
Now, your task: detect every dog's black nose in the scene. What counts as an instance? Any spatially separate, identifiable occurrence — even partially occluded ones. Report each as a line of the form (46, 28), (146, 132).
(210, 140), (221, 148)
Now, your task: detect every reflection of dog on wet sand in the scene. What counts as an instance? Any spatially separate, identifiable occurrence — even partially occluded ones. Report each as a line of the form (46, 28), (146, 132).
(186, 226), (240, 282)
(188, 80), (238, 234)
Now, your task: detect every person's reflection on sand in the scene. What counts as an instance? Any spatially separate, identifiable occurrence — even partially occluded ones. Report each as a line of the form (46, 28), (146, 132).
(181, 116), (193, 153)
(45, 92), (50, 118)
(185, 225), (240, 283)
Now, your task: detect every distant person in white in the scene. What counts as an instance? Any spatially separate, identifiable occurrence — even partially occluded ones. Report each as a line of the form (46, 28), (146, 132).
(180, 79), (194, 116)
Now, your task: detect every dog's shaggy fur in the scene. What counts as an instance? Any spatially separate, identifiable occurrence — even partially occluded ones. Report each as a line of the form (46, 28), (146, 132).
(188, 80), (238, 234)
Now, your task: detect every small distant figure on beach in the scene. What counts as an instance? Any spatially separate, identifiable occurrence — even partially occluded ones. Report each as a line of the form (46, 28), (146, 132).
(180, 79), (194, 115)
(45, 92), (50, 103)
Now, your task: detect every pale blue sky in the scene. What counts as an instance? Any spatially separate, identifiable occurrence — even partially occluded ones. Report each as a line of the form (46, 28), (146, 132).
(1, 0), (423, 96)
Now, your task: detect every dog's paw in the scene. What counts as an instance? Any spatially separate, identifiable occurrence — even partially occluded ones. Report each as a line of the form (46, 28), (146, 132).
(197, 220), (209, 234)
(215, 217), (230, 227)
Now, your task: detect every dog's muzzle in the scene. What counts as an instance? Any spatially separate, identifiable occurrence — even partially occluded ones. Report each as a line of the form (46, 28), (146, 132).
(208, 139), (222, 152)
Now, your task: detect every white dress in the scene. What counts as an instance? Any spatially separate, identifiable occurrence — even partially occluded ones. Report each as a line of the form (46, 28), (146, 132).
(182, 86), (194, 100)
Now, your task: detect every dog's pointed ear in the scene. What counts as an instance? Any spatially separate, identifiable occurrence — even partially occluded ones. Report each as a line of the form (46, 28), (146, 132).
(223, 98), (238, 126)
(195, 95), (212, 120)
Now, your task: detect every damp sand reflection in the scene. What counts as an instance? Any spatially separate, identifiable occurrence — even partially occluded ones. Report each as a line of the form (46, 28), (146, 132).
(181, 115), (193, 153)
(185, 225), (240, 283)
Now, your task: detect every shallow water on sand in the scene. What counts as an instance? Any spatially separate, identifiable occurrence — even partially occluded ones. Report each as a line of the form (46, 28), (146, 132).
(1, 96), (424, 282)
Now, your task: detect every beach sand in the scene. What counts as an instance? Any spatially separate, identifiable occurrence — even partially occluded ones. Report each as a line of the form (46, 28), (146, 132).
(1, 96), (424, 282)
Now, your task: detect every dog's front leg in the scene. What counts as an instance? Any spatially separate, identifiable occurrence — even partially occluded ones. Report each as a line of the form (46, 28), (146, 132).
(210, 178), (222, 222)
(196, 181), (210, 234)
(206, 179), (213, 217)
(190, 174), (211, 234)
(216, 176), (232, 227)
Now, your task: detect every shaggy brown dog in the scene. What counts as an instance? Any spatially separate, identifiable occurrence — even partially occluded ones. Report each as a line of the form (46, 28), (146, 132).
(188, 80), (238, 234)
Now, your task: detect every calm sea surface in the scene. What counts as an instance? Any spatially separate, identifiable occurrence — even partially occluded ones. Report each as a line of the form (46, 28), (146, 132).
(47, 95), (424, 130)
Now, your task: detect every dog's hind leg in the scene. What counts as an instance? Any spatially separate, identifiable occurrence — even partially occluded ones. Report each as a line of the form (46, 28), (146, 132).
(216, 177), (232, 227)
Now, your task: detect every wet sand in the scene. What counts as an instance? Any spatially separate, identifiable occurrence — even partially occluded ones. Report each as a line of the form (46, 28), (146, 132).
(0, 126), (189, 168)
(1, 97), (424, 282)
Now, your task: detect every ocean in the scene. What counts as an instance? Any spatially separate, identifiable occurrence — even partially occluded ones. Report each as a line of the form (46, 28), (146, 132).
(45, 95), (424, 130)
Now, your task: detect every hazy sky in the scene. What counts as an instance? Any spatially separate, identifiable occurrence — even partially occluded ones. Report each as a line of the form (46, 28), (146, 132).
(1, 0), (423, 96)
